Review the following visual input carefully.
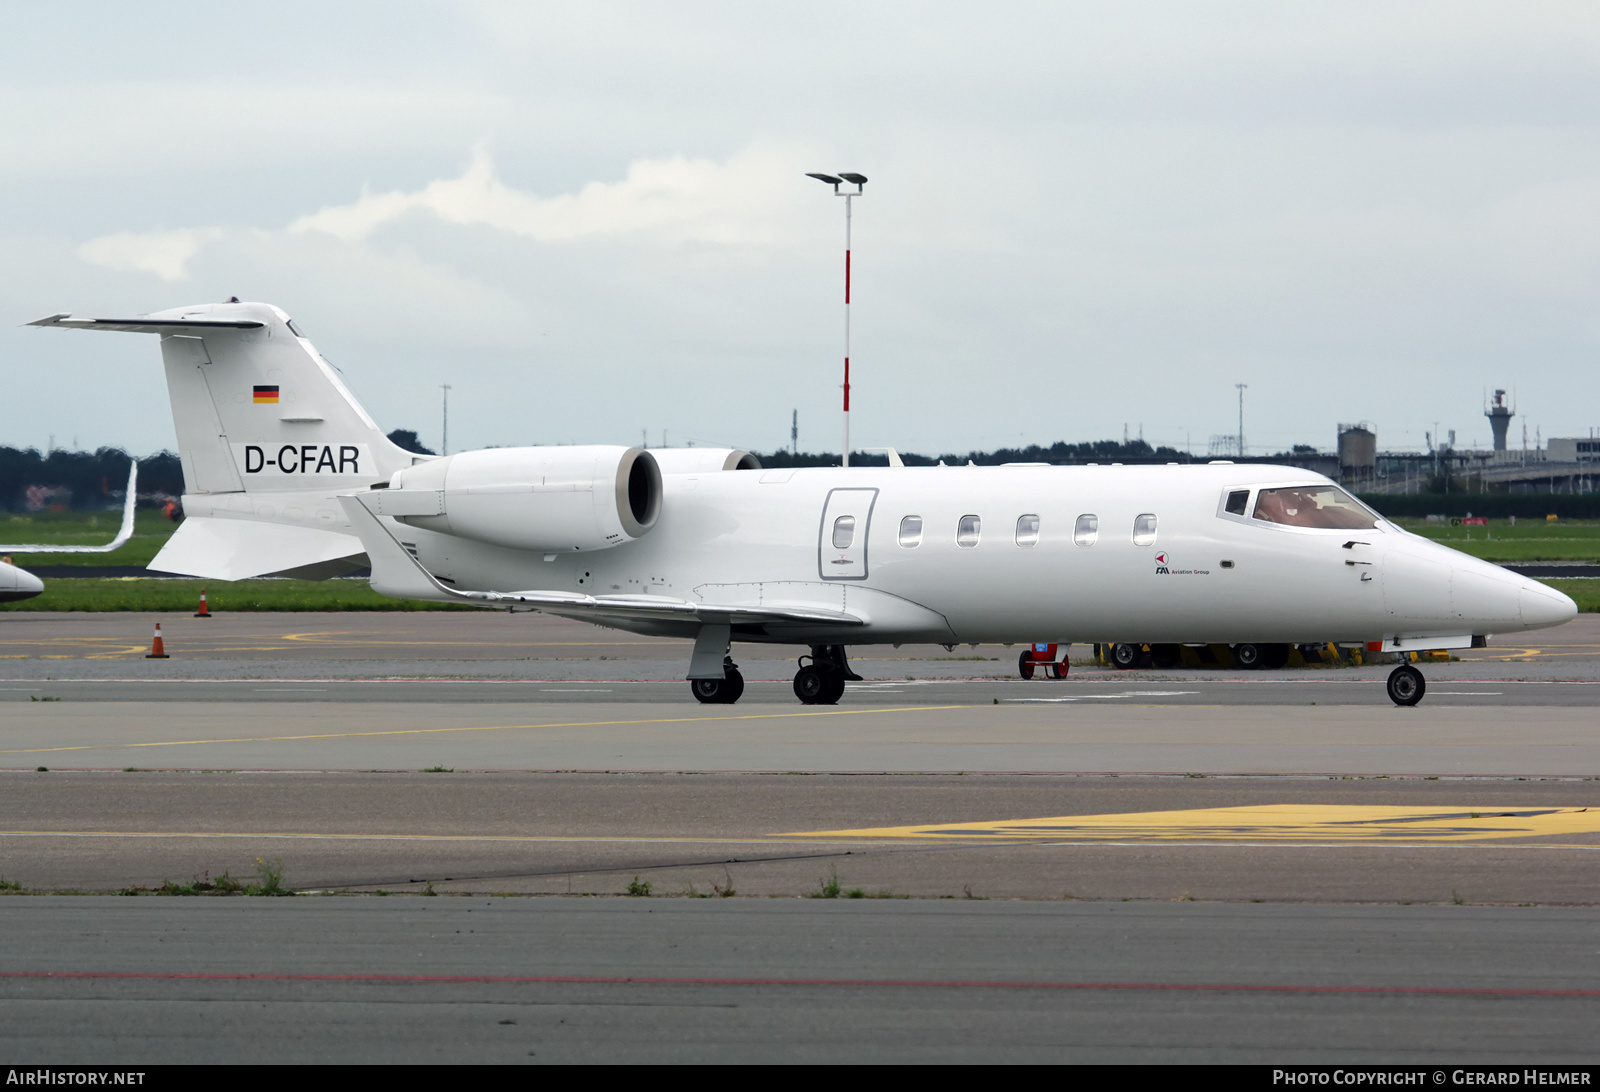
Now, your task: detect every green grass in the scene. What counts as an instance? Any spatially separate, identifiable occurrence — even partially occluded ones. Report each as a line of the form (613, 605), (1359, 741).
(2, 510), (177, 568)
(1391, 517), (1600, 563)
(1538, 579), (1600, 613)
(8, 577), (477, 612)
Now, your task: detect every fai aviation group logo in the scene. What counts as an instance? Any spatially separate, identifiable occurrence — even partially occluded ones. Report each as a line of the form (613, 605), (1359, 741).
(1154, 552), (1210, 577)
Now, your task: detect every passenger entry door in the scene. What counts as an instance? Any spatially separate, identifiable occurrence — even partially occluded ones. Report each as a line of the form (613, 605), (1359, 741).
(818, 488), (877, 581)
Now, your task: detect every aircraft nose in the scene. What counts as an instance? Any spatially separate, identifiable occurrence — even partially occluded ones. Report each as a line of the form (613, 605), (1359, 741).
(1, 563), (45, 601)
(1520, 581), (1578, 630)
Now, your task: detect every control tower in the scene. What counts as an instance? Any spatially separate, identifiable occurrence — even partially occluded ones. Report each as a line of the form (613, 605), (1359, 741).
(1485, 388), (1515, 451)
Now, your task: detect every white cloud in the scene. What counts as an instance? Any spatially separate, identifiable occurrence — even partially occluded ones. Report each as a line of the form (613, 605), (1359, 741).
(76, 228), (223, 281)
(289, 145), (813, 246)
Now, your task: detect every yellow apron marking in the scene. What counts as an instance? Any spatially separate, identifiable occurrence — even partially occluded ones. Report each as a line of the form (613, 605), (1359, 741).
(0, 705), (966, 755)
(781, 804), (1600, 844)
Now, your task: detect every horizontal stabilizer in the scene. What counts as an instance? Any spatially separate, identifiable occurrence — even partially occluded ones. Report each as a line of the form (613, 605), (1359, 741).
(149, 516), (364, 581)
(338, 493), (863, 626)
(27, 314), (263, 333)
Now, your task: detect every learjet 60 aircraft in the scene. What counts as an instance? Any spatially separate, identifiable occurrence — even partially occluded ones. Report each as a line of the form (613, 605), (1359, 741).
(1, 461), (138, 603)
(31, 302), (1576, 705)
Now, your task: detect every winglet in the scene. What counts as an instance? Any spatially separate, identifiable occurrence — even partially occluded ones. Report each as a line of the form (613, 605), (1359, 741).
(0, 461), (138, 553)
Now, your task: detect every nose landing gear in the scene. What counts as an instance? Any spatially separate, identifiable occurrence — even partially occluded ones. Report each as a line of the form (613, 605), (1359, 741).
(1386, 664), (1426, 706)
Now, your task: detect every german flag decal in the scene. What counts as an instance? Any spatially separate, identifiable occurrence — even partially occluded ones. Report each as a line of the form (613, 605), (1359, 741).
(253, 385), (280, 404)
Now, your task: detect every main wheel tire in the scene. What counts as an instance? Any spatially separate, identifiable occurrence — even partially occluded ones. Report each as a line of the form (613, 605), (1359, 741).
(691, 677), (725, 704)
(794, 664), (842, 705)
(690, 668), (744, 705)
(1018, 651), (1036, 679)
(1261, 644), (1292, 670)
(1109, 643), (1142, 670)
(1387, 664), (1426, 706)
(1232, 643), (1263, 670)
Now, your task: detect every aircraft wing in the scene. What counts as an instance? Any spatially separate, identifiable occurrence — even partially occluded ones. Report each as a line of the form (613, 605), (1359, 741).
(336, 493), (863, 628)
(0, 462), (139, 553)
(27, 314), (264, 333)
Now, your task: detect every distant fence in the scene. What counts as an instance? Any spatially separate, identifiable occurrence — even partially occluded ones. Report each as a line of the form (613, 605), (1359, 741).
(1360, 492), (1600, 520)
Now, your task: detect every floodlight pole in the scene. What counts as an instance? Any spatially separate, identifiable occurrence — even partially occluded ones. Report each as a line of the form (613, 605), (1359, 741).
(1235, 383), (1247, 458)
(808, 172), (867, 467)
(440, 384), (452, 456)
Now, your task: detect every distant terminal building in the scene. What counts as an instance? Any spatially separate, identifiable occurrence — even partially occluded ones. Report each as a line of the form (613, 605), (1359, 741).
(1546, 437), (1600, 465)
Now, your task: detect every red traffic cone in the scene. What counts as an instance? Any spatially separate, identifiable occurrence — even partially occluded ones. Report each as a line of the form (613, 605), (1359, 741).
(194, 591), (211, 618)
(145, 622), (170, 659)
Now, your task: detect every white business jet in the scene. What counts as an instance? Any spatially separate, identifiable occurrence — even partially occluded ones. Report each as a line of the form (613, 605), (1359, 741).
(1, 462), (138, 603)
(32, 302), (1576, 705)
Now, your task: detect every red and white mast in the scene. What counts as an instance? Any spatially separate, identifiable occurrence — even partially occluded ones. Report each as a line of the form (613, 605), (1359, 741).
(808, 172), (867, 467)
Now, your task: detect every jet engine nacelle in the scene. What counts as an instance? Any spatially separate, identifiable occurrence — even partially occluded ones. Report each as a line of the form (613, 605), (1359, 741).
(648, 448), (761, 474)
(376, 445), (662, 553)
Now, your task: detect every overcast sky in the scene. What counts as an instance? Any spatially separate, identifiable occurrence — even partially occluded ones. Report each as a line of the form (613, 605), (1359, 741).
(5, 1), (1600, 460)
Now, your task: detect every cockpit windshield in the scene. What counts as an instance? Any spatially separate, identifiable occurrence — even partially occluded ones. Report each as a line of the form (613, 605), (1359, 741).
(1252, 485), (1378, 530)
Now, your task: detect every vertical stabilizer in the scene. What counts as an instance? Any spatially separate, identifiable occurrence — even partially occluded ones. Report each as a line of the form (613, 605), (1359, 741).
(32, 302), (417, 494)
(31, 302), (423, 580)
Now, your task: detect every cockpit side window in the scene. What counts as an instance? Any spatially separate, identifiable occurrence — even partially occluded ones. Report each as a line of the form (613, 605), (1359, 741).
(1224, 490), (1249, 516)
(1252, 486), (1378, 530)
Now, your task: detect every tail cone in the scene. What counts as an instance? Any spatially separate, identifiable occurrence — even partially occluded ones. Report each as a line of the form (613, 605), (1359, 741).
(145, 622), (170, 659)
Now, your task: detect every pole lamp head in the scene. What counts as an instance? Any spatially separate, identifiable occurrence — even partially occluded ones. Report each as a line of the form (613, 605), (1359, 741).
(807, 172), (866, 195)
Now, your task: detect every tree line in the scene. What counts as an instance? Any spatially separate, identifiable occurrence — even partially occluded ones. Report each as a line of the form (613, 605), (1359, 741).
(0, 431), (436, 511)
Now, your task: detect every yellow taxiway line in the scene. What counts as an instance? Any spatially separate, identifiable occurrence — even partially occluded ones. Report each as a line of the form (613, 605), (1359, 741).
(781, 804), (1600, 845)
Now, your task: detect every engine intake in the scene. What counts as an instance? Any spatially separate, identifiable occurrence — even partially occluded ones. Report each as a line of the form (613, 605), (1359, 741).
(379, 445), (661, 553)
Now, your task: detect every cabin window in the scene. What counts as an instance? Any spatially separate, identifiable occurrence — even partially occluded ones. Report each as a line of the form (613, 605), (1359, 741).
(1224, 490), (1249, 516)
(1252, 486), (1378, 530)
(898, 515), (923, 548)
(1132, 513), (1158, 546)
(1015, 514), (1040, 547)
(1073, 514), (1098, 547)
(957, 515), (981, 548)
(831, 515), (856, 550)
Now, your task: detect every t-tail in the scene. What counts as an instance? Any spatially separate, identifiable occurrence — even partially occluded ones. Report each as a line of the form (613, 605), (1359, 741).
(30, 302), (421, 580)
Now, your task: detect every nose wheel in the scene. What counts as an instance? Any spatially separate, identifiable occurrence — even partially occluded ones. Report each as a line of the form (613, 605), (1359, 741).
(1386, 664), (1426, 706)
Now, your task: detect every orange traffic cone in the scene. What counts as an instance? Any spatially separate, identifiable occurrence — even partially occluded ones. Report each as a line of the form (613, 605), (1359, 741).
(145, 622), (170, 659)
(194, 591), (211, 618)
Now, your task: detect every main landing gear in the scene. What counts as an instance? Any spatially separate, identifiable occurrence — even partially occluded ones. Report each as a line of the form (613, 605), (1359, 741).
(690, 657), (744, 705)
(793, 645), (860, 705)
(1386, 664), (1426, 707)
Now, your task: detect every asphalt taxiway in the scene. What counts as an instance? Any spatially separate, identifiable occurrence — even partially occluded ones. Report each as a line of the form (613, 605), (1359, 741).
(1, 609), (1596, 1062)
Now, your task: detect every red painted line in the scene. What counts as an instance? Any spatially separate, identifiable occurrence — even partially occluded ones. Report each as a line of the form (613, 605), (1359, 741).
(1, 971), (1596, 996)
(843, 357), (850, 411)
